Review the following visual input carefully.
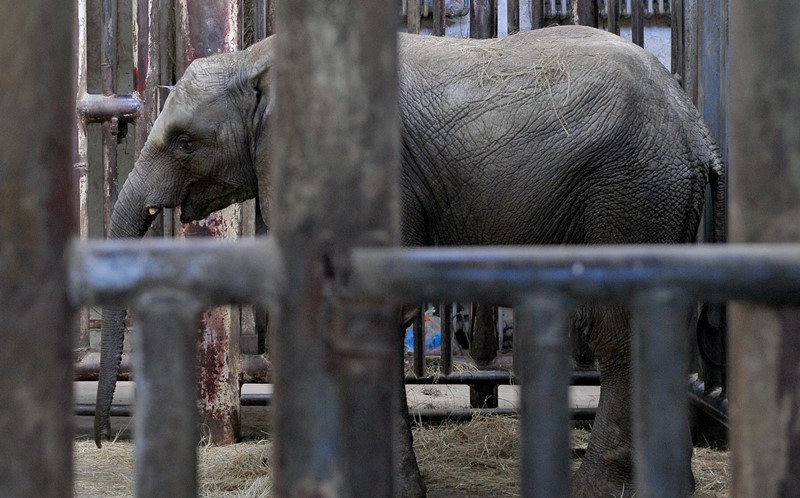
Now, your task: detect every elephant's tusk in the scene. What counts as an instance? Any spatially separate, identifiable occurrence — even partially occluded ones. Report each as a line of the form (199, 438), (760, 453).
(148, 207), (159, 216)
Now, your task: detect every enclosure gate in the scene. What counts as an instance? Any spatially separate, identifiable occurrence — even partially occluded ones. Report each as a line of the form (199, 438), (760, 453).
(4, 1), (800, 498)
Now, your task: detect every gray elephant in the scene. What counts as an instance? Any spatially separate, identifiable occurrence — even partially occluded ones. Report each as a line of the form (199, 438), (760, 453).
(96, 25), (725, 497)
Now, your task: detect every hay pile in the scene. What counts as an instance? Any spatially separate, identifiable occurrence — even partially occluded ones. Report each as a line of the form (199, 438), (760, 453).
(73, 417), (728, 497)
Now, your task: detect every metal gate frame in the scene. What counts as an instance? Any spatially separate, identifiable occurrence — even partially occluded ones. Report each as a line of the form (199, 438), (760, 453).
(4, 0), (800, 498)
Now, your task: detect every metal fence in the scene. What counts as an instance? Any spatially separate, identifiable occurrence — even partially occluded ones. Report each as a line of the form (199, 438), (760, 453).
(5, 0), (800, 497)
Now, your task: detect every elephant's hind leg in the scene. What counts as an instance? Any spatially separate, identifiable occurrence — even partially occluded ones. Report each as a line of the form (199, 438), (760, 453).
(572, 304), (636, 497)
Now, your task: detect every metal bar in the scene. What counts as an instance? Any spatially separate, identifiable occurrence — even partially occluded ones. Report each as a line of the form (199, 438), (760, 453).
(101, 0), (118, 236)
(670, 0), (683, 79)
(470, 0), (494, 39)
(0, 2), (74, 496)
(173, 0), (244, 446)
(273, 0), (400, 495)
(132, 291), (202, 498)
(439, 302), (453, 375)
(433, 0), (446, 36)
(532, 0), (545, 29)
(76, 0), (91, 349)
(407, 0), (420, 33)
(516, 295), (572, 498)
(255, 0), (267, 40)
(608, 0), (619, 34)
(74, 400), (598, 422)
(576, 0), (598, 27)
(78, 94), (141, 123)
(507, 0), (519, 33)
(413, 306), (426, 377)
(68, 238), (285, 307)
(74, 352), (133, 381)
(631, 0), (644, 47)
(352, 244), (800, 304)
(336, 303), (398, 498)
(631, 290), (693, 497)
(730, 0), (800, 494)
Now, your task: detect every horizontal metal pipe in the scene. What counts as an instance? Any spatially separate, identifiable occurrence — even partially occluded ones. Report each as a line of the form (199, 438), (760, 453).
(351, 244), (800, 304)
(404, 370), (600, 386)
(77, 93), (141, 123)
(73, 352), (133, 381)
(69, 237), (285, 307)
(75, 399), (597, 422)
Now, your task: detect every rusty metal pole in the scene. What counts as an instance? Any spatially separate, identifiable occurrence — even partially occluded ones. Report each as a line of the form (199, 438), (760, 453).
(729, 0), (800, 495)
(272, 0), (400, 495)
(0, 1), (75, 496)
(173, 0), (243, 445)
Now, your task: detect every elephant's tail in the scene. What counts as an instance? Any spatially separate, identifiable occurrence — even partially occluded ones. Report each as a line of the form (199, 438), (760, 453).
(709, 152), (727, 244)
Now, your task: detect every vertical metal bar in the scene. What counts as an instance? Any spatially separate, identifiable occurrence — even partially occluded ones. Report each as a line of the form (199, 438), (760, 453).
(440, 302), (453, 375)
(516, 295), (571, 498)
(631, 290), (692, 497)
(608, 0), (619, 35)
(76, 0), (91, 348)
(531, 0), (545, 29)
(470, 0), (495, 38)
(507, 0), (519, 34)
(337, 303), (398, 498)
(413, 306), (426, 377)
(132, 293), (202, 498)
(576, 0), (598, 27)
(682, 0), (698, 103)
(671, 0), (684, 79)
(101, 0), (118, 236)
(407, 0), (420, 33)
(433, 0), (446, 36)
(730, 0), (800, 494)
(273, 0), (400, 494)
(0, 1), (75, 495)
(255, 0), (267, 40)
(173, 0), (243, 445)
(631, 0), (644, 47)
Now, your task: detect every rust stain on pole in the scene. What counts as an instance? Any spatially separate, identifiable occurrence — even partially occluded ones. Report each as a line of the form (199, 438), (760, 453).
(0, 1), (75, 496)
(730, 0), (800, 495)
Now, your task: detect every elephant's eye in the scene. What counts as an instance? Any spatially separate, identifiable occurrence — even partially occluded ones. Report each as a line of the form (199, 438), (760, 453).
(175, 135), (196, 154)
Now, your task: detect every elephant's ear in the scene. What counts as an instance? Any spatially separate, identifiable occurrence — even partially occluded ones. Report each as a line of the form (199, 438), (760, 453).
(244, 36), (276, 136)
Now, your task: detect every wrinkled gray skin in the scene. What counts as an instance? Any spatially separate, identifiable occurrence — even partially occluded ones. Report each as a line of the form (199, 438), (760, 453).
(97, 26), (725, 497)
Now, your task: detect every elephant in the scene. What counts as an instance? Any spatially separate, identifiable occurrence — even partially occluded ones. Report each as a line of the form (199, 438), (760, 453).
(95, 25), (725, 497)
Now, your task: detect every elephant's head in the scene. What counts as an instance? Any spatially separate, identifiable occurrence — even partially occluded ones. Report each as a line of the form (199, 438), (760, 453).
(95, 36), (275, 447)
(111, 36), (274, 239)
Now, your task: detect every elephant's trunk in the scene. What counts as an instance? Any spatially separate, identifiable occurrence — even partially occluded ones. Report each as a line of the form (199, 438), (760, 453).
(95, 168), (155, 448)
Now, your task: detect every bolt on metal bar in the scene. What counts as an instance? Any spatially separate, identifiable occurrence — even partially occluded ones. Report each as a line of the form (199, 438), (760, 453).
(515, 294), (572, 498)
(132, 291), (203, 498)
(631, 289), (693, 497)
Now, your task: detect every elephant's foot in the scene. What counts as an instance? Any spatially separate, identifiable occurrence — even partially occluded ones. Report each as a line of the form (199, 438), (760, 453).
(572, 450), (696, 497)
(572, 449), (634, 498)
